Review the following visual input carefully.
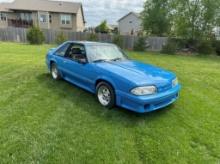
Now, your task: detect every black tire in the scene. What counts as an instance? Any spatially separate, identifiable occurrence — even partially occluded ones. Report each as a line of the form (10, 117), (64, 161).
(50, 63), (61, 80)
(96, 82), (115, 109)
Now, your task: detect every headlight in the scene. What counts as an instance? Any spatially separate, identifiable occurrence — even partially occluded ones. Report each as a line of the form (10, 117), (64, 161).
(172, 78), (178, 87)
(131, 86), (157, 96)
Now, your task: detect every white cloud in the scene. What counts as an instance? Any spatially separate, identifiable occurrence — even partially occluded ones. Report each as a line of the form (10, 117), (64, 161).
(0, 0), (145, 26)
(68, 0), (145, 26)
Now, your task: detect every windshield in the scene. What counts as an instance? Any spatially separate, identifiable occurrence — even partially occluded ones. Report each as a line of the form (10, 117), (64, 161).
(86, 45), (128, 62)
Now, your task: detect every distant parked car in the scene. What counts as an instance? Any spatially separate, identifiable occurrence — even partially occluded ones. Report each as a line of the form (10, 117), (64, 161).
(46, 41), (181, 113)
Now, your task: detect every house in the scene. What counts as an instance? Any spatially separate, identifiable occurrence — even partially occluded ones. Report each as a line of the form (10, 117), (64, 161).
(118, 12), (142, 36)
(107, 24), (118, 34)
(0, 0), (85, 31)
(91, 24), (118, 34)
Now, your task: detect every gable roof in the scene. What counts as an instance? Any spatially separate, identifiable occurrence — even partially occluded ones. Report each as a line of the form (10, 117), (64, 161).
(0, 0), (81, 14)
(118, 12), (140, 22)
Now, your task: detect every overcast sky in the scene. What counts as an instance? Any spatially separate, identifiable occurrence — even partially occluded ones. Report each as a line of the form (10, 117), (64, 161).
(0, 0), (145, 27)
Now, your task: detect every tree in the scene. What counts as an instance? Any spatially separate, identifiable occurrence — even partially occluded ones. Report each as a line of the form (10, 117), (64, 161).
(141, 0), (220, 40)
(95, 20), (109, 33)
(141, 0), (171, 36)
(172, 0), (220, 40)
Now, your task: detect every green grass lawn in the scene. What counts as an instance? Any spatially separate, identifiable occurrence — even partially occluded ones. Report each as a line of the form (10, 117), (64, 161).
(0, 42), (220, 164)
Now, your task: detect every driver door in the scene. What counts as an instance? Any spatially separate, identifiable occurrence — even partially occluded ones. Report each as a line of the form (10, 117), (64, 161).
(63, 43), (96, 91)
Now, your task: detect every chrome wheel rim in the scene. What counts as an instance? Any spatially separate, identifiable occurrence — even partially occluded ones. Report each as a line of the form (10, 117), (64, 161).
(51, 65), (58, 79)
(98, 86), (111, 106)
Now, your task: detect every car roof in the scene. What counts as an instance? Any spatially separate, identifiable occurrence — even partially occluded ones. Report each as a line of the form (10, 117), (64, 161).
(65, 41), (116, 46)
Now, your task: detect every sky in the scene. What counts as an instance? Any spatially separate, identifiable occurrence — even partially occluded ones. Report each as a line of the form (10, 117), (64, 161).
(0, 0), (145, 27)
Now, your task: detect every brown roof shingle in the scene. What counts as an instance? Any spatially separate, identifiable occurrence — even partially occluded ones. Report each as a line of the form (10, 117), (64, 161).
(0, 0), (81, 14)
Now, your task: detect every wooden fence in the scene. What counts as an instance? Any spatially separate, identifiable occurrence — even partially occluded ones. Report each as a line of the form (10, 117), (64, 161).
(0, 27), (168, 51)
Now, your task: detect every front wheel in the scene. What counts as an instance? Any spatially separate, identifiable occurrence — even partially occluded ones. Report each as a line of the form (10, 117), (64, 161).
(96, 82), (115, 109)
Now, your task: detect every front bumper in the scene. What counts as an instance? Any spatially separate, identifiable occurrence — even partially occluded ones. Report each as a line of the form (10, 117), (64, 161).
(116, 84), (181, 113)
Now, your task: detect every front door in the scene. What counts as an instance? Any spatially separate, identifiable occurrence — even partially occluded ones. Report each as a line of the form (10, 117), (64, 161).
(63, 43), (97, 92)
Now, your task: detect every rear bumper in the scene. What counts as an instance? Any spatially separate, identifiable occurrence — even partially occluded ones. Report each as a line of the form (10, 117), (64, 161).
(116, 85), (181, 113)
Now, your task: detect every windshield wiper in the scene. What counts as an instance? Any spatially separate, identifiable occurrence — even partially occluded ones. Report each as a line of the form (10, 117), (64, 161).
(111, 57), (123, 61)
(93, 59), (109, 63)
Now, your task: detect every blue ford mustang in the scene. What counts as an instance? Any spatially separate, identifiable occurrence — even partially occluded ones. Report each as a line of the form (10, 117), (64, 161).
(46, 41), (181, 113)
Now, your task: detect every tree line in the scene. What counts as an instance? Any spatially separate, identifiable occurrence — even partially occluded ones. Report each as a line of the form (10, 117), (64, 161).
(142, 0), (220, 40)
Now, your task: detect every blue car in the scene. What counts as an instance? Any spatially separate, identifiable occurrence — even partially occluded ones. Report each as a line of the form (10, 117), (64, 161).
(46, 41), (181, 113)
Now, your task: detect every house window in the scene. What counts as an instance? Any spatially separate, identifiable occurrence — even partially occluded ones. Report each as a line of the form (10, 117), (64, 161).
(40, 14), (47, 23)
(19, 13), (32, 21)
(61, 14), (71, 25)
(0, 13), (7, 21)
(49, 14), (52, 23)
(129, 21), (133, 23)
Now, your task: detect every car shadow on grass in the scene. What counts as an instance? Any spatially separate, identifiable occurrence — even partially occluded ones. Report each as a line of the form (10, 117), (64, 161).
(36, 73), (174, 125)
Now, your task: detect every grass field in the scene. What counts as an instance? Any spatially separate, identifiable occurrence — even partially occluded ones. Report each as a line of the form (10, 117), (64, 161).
(0, 42), (220, 163)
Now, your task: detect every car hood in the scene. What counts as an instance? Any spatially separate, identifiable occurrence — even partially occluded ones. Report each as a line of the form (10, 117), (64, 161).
(95, 60), (176, 87)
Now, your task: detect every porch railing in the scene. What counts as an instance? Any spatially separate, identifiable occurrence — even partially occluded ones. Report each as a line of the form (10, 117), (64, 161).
(8, 19), (33, 28)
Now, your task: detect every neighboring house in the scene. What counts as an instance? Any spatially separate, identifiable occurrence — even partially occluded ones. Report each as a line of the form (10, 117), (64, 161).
(118, 12), (142, 36)
(0, 0), (85, 31)
(107, 24), (118, 34)
(84, 27), (95, 33)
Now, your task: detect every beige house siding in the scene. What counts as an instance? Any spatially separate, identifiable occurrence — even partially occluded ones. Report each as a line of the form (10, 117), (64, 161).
(5, 12), (81, 31)
(32, 12), (38, 26)
(0, 11), (83, 31)
(76, 7), (85, 32)
(37, 11), (50, 29)
(119, 13), (141, 36)
(72, 13), (77, 31)
(0, 20), (7, 28)
(49, 13), (59, 30)
(47, 13), (77, 31)
(0, 0), (85, 31)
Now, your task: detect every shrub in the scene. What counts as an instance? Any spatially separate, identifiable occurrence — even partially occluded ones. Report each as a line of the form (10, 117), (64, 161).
(112, 34), (123, 48)
(172, 38), (188, 50)
(27, 26), (45, 45)
(95, 20), (109, 34)
(133, 37), (146, 51)
(212, 40), (220, 55)
(161, 39), (177, 54)
(197, 40), (214, 55)
(87, 33), (98, 41)
(55, 32), (67, 45)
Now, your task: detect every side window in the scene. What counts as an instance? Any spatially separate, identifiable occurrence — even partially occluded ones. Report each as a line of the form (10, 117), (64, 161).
(66, 44), (87, 62)
(40, 14), (47, 23)
(56, 43), (70, 57)
(0, 12), (7, 21)
(61, 14), (71, 25)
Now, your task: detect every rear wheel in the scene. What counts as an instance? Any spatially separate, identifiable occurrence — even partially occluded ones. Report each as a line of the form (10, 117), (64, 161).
(96, 82), (115, 109)
(51, 63), (61, 80)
